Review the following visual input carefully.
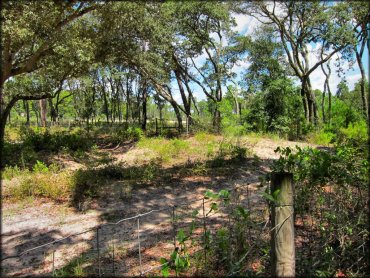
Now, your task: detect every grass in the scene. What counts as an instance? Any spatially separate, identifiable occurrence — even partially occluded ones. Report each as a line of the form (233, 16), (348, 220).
(306, 130), (335, 146)
(137, 137), (191, 162)
(4, 170), (73, 201)
(2, 132), (252, 205)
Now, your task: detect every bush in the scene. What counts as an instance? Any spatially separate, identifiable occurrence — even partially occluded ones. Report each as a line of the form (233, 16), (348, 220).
(272, 145), (368, 275)
(7, 171), (73, 201)
(32, 160), (49, 173)
(137, 137), (190, 162)
(307, 130), (336, 146)
(2, 142), (37, 168)
(194, 132), (218, 143)
(337, 121), (367, 148)
(20, 127), (93, 153)
(2, 165), (26, 180)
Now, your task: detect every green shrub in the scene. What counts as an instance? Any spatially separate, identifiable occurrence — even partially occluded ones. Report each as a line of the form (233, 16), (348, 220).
(127, 126), (144, 140)
(272, 145), (367, 275)
(2, 142), (37, 168)
(2, 165), (26, 180)
(32, 160), (49, 173)
(19, 127), (93, 153)
(194, 132), (218, 143)
(222, 124), (247, 137)
(137, 137), (190, 162)
(307, 130), (335, 146)
(4, 126), (22, 142)
(337, 120), (367, 148)
(7, 171), (73, 201)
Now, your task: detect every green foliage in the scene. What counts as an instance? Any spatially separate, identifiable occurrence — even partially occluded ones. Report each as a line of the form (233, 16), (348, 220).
(307, 130), (336, 146)
(337, 120), (367, 148)
(273, 145), (367, 187)
(272, 144), (368, 275)
(97, 125), (144, 145)
(327, 97), (364, 131)
(20, 126), (94, 153)
(160, 188), (263, 276)
(32, 160), (49, 173)
(137, 137), (190, 162)
(2, 165), (25, 180)
(243, 79), (304, 138)
(5, 170), (73, 201)
(54, 253), (91, 277)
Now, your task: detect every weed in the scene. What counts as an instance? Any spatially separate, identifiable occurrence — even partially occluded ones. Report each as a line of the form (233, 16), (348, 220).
(7, 171), (73, 201)
(32, 160), (49, 173)
(2, 165), (26, 180)
(137, 137), (190, 162)
(307, 130), (335, 146)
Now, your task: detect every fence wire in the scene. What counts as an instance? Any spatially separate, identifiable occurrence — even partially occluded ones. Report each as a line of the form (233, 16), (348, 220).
(2, 181), (271, 276)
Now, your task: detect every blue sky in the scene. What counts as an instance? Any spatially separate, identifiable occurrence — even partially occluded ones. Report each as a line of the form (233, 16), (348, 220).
(172, 12), (369, 103)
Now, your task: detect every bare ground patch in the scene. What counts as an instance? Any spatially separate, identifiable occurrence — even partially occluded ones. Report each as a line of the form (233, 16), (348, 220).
(1, 136), (312, 276)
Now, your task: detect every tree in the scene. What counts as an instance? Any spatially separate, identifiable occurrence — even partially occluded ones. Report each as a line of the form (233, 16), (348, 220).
(1, 1), (98, 168)
(241, 1), (356, 125)
(320, 55), (332, 125)
(349, 2), (370, 120)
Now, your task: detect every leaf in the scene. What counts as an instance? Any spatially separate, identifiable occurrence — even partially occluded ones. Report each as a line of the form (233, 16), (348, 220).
(170, 249), (178, 261)
(160, 258), (169, 277)
(272, 189), (281, 200)
(235, 206), (249, 219)
(218, 189), (230, 199)
(261, 192), (275, 203)
(191, 209), (199, 217)
(176, 229), (187, 243)
(207, 203), (218, 215)
(204, 190), (219, 199)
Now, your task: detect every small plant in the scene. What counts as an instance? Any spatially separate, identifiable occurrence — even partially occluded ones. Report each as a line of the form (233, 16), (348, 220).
(2, 165), (25, 180)
(32, 160), (49, 173)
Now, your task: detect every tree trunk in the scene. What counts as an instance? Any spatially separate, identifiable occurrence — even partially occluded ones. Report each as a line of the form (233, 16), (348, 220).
(213, 107), (221, 133)
(170, 101), (183, 131)
(302, 77), (317, 125)
(33, 101), (40, 126)
(48, 98), (58, 122)
(0, 97), (21, 169)
(356, 51), (368, 120)
(0, 114), (7, 169)
(321, 86), (326, 124)
(23, 100), (30, 126)
(102, 90), (109, 124)
(175, 69), (192, 123)
(301, 88), (309, 124)
(40, 99), (47, 127)
(141, 87), (148, 131)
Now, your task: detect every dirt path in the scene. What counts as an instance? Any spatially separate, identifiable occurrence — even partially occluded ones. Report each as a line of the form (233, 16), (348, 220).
(1, 137), (312, 276)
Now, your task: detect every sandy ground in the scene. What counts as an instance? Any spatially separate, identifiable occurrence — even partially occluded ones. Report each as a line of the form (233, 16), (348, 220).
(1, 137), (312, 276)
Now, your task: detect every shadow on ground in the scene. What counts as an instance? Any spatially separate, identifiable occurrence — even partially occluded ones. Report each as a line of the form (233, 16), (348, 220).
(2, 152), (275, 276)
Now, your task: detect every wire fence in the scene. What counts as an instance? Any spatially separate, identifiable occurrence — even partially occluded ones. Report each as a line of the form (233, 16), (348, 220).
(2, 181), (272, 276)
(2, 178), (367, 276)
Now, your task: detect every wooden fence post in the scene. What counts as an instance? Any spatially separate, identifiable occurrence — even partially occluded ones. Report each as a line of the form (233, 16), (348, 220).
(270, 172), (295, 277)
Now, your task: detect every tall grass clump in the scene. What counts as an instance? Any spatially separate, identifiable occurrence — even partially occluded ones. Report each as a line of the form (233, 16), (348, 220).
(5, 170), (73, 201)
(137, 136), (190, 162)
(307, 130), (335, 146)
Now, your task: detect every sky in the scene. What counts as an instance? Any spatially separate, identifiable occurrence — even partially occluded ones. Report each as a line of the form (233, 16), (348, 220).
(172, 11), (369, 103)
(232, 13), (369, 91)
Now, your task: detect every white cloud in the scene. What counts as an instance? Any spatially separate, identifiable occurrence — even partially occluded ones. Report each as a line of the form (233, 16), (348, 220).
(231, 13), (260, 36)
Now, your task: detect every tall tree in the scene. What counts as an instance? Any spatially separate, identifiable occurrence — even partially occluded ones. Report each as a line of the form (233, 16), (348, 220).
(0, 1), (98, 168)
(349, 2), (370, 120)
(241, 1), (356, 125)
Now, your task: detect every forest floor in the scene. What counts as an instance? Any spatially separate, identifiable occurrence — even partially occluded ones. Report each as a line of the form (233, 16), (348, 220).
(1, 135), (314, 276)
